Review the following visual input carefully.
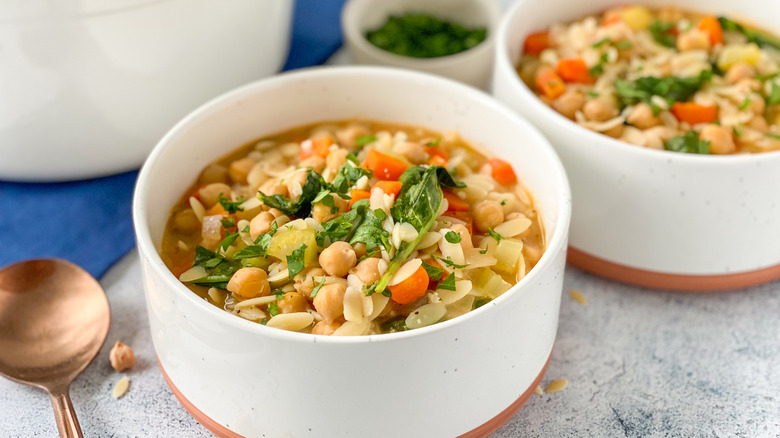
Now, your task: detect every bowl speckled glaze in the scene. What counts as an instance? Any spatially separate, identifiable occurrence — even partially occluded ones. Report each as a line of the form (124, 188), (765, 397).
(492, 0), (780, 291)
(133, 66), (571, 437)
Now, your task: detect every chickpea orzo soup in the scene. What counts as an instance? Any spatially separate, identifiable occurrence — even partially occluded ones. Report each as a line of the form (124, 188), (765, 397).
(517, 5), (780, 154)
(161, 120), (545, 336)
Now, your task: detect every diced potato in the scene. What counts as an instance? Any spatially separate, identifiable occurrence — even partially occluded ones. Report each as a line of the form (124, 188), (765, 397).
(618, 6), (653, 30)
(717, 43), (761, 70)
(470, 268), (512, 299)
(267, 228), (318, 266)
(493, 238), (524, 274)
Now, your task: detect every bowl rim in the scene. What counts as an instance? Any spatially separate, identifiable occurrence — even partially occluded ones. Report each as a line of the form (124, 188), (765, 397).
(341, 0), (503, 68)
(494, 0), (780, 163)
(133, 65), (572, 345)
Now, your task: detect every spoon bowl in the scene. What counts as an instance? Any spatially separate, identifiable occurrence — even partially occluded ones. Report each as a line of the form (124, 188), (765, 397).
(0, 259), (110, 437)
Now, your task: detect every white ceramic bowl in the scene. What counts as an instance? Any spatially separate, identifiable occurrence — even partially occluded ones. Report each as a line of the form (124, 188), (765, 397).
(493, 0), (780, 291)
(341, 0), (502, 89)
(133, 66), (571, 437)
(0, 0), (292, 181)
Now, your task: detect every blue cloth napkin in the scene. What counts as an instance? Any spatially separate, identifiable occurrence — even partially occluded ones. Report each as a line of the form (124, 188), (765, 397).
(0, 0), (347, 279)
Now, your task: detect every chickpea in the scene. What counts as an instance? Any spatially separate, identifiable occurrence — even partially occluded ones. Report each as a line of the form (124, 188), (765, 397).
(227, 267), (270, 299)
(278, 292), (309, 314)
(747, 93), (765, 115)
(449, 224), (473, 250)
(676, 30), (710, 52)
(583, 97), (618, 122)
(109, 341), (135, 372)
(198, 163), (229, 185)
(300, 155), (326, 172)
(294, 268), (327, 296)
(351, 257), (382, 285)
(198, 182), (231, 208)
(311, 195), (347, 223)
(626, 102), (662, 130)
(725, 63), (756, 85)
(736, 78), (762, 93)
(172, 209), (199, 234)
(551, 91), (586, 120)
(473, 200), (504, 233)
(229, 157), (256, 185)
(258, 179), (287, 197)
(393, 141), (427, 163)
(699, 125), (736, 155)
(602, 124), (625, 139)
(326, 148), (350, 172)
(319, 241), (357, 277)
(285, 170), (308, 198)
(311, 319), (343, 336)
(249, 212), (276, 239)
(313, 283), (346, 323)
(336, 124), (372, 149)
(352, 242), (368, 260)
(747, 116), (769, 132)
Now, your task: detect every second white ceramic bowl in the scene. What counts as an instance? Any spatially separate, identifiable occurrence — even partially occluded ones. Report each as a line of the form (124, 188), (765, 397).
(0, 0), (292, 181)
(134, 66), (571, 437)
(492, 0), (780, 291)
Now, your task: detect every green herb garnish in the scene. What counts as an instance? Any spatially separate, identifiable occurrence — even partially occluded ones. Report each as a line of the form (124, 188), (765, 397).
(718, 17), (780, 50)
(273, 290), (286, 300)
(219, 231), (239, 252)
(663, 132), (710, 154)
(287, 243), (308, 279)
(767, 82), (780, 106)
(355, 135), (377, 148)
(267, 302), (280, 317)
(258, 170), (327, 218)
(189, 246), (242, 290)
(739, 98), (752, 111)
(765, 133), (780, 140)
(421, 260), (444, 281)
(366, 13), (487, 59)
(487, 228), (504, 242)
(432, 254), (468, 269)
(472, 297), (491, 309)
(218, 193), (244, 214)
(649, 20), (677, 48)
(445, 230), (462, 244)
(614, 70), (713, 113)
(310, 276), (327, 298)
(382, 317), (409, 333)
(438, 273), (456, 291)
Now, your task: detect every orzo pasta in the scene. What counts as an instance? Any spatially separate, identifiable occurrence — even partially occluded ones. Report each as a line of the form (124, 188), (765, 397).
(517, 6), (780, 154)
(161, 120), (545, 335)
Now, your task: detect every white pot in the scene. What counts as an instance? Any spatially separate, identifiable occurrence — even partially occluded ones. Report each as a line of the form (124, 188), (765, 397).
(492, 0), (780, 290)
(133, 66), (571, 437)
(0, 0), (292, 181)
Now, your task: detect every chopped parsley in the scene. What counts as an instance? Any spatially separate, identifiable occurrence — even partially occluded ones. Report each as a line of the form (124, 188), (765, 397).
(588, 53), (609, 76)
(421, 260), (444, 281)
(614, 70), (713, 113)
(355, 135), (377, 148)
(438, 273), (456, 291)
(444, 230), (462, 244)
(487, 228), (504, 242)
(219, 231), (239, 252)
(765, 133), (780, 140)
(431, 254), (468, 269)
(663, 132), (710, 154)
(649, 20), (677, 48)
(218, 193), (244, 214)
(267, 302), (280, 317)
(592, 37), (611, 48)
(739, 98), (752, 111)
(382, 317), (408, 333)
(614, 40), (633, 50)
(273, 290), (286, 300)
(286, 243), (308, 279)
(221, 217), (237, 229)
(310, 276), (327, 298)
(189, 246), (242, 290)
(479, 245), (489, 255)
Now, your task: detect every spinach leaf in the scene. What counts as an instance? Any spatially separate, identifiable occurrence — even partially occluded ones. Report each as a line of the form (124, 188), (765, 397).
(258, 170), (327, 218)
(614, 70), (713, 112)
(219, 231), (239, 252)
(190, 246), (242, 289)
(317, 200), (369, 245)
(718, 17), (780, 50)
(372, 166), (464, 295)
(663, 132), (711, 154)
(349, 206), (391, 251)
(649, 20), (677, 48)
(421, 260), (444, 281)
(438, 273), (456, 291)
(330, 163), (372, 197)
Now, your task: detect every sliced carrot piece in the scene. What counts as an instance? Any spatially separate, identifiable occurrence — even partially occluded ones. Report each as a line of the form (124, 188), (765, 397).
(428, 155), (447, 166)
(299, 137), (334, 160)
(535, 66), (566, 100)
(443, 190), (470, 212)
(488, 158), (518, 186)
(697, 16), (723, 46)
(348, 189), (371, 209)
(424, 146), (449, 160)
(671, 102), (718, 125)
(363, 149), (408, 181)
(556, 58), (594, 83)
(388, 265), (429, 305)
(523, 31), (550, 55)
(372, 180), (403, 198)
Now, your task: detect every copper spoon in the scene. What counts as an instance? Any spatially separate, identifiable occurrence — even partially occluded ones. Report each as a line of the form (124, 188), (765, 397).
(0, 259), (111, 438)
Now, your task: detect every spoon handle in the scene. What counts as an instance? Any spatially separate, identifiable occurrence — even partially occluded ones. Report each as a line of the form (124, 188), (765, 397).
(49, 388), (84, 438)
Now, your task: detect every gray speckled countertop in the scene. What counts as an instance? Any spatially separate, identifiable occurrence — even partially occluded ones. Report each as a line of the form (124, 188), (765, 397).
(1, 250), (778, 437)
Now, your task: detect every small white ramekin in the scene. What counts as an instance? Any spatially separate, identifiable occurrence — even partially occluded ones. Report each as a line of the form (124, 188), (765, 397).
(492, 0), (780, 291)
(341, 0), (502, 89)
(133, 66), (571, 437)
